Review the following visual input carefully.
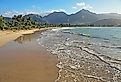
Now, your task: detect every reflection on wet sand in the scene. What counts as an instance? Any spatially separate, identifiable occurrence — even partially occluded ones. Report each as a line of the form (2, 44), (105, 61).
(15, 31), (41, 44)
(0, 31), (58, 82)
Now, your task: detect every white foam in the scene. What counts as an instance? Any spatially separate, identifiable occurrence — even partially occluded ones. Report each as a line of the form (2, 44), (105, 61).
(36, 38), (40, 41)
(51, 27), (76, 31)
(51, 28), (60, 31)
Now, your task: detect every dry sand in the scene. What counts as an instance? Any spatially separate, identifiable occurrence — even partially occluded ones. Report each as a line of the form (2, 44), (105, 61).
(0, 29), (59, 82)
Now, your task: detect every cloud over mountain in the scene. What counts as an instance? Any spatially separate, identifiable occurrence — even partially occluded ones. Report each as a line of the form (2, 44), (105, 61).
(72, 2), (93, 10)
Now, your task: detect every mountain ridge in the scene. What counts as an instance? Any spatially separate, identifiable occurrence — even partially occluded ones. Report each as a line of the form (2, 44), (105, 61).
(4, 9), (121, 25)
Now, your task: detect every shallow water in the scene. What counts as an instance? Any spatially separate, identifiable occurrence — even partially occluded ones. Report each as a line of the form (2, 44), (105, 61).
(38, 27), (121, 82)
(63, 27), (121, 59)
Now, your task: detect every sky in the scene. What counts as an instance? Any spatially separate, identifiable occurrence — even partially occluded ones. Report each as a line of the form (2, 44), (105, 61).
(0, 0), (121, 17)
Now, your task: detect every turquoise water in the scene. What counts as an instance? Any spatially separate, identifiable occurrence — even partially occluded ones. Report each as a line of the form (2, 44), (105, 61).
(39, 27), (121, 81)
(65, 27), (121, 46)
(62, 27), (121, 59)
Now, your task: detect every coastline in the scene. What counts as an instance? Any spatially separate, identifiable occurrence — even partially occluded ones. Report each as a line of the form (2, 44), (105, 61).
(0, 29), (59, 82)
(0, 28), (48, 47)
(39, 28), (121, 82)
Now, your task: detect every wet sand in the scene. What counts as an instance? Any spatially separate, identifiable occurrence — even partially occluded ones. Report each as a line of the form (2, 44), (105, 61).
(0, 28), (48, 47)
(0, 31), (59, 82)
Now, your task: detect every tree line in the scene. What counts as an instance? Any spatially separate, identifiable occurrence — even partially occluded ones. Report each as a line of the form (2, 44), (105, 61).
(1, 15), (121, 30)
(0, 15), (37, 30)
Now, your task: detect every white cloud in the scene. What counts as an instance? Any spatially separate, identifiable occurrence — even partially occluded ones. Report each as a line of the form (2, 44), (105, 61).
(72, 7), (77, 9)
(48, 9), (66, 13)
(59, 9), (66, 12)
(23, 10), (40, 15)
(72, 2), (93, 10)
(1, 4), (66, 17)
(2, 11), (19, 17)
(77, 2), (85, 7)
(0, 5), (42, 17)
(1, 10), (41, 17)
(2, 9), (67, 17)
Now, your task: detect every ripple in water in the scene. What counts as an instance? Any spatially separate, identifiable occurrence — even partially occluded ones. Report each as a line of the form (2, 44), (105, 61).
(38, 27), (121, 82)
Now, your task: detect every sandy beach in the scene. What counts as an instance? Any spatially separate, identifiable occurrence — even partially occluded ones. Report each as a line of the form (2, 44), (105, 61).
(0, 29), (59, 82)
(0, 28), (48, 47)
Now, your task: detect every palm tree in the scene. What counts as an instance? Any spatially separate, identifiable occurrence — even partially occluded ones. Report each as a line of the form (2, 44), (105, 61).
(0, 15), (38, 30)
(0, 15), (7, 30)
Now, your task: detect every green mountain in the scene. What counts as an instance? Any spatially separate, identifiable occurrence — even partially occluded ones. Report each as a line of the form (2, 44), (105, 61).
(43, 12), (69, 24)
(69, 9), (98, 24)
(24, 14), (46, 23)
(92, 19), (121, 26)
(3, 9), (121, 26)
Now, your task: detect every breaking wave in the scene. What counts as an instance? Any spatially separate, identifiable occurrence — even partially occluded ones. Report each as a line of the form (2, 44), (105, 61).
(38, 28), (121, 82)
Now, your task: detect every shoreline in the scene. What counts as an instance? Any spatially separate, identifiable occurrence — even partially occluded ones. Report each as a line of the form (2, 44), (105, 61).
(0, 28), (49, 47)
(39, 28), (121, 82)
(0, 29), (59, 82)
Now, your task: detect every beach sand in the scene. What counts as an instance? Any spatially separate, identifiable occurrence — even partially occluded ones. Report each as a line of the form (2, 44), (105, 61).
(0, 30), (58, 82)
(0, 28), (48, 47)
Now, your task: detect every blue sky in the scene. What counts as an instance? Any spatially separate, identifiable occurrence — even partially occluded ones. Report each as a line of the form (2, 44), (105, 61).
(0, 0), (121, 17)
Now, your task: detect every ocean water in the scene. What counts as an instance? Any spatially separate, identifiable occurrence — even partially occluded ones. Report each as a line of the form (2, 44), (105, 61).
(63, 27), (121, 59)
(66, 27), (121, 45)
(39, 27), (121, 82)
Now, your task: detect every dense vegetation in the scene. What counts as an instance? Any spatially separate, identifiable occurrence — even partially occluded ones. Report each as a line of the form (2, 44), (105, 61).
(0, 16), (8, 30)
(0, 15), (37, 30)
(0, 13), (121, 30)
